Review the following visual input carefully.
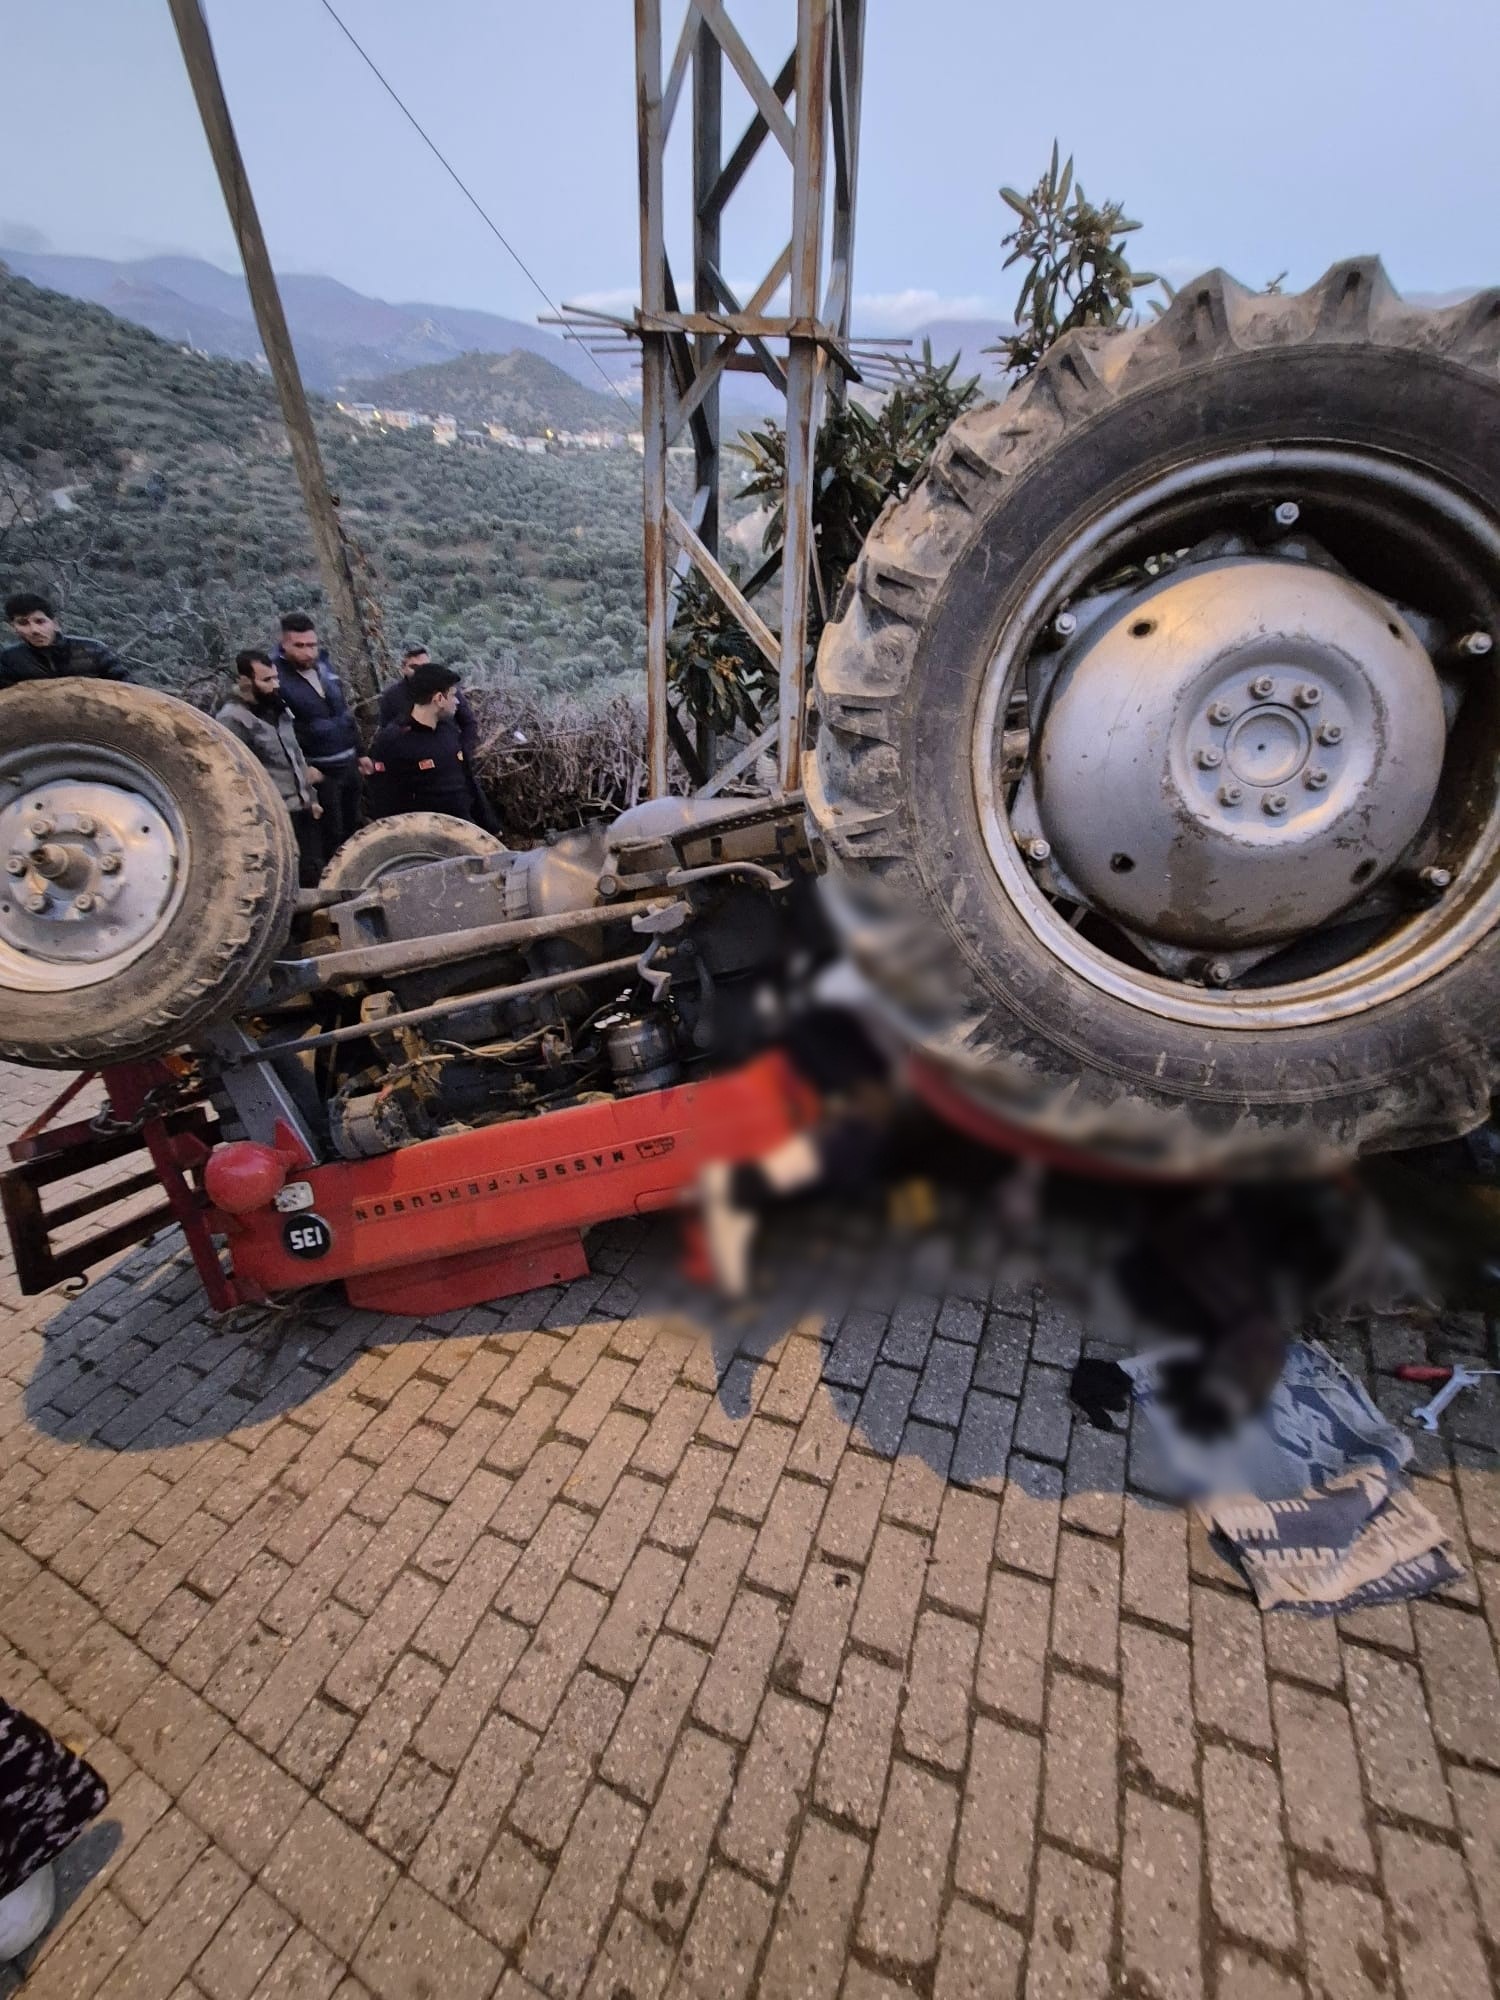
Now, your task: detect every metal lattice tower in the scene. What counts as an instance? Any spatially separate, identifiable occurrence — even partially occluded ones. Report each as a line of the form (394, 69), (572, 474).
(555, 0), (869, 798)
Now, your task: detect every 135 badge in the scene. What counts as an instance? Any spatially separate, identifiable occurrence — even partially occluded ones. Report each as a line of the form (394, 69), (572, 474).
(282, 1214), (333, 1260)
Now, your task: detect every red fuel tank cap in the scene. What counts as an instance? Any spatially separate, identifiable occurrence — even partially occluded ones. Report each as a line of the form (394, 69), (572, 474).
(204, 1142), (288, 1214)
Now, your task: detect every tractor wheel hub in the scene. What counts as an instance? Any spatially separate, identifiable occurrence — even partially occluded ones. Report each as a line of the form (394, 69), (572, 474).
(1034, 557), (1447, 949)
(0, 780), (178, 986)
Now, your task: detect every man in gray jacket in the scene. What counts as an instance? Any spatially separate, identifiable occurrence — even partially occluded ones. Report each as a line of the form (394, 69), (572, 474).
(216, 650), (323, 885)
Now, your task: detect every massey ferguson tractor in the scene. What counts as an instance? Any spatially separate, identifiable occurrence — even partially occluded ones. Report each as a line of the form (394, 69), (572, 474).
(3, 264), (1500, 1314)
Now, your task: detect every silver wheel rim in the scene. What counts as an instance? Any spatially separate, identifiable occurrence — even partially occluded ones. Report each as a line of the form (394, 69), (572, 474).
(0, 743), (187, 994)
(972, 445), (1500, 1030)
(331, 843), (485, 892)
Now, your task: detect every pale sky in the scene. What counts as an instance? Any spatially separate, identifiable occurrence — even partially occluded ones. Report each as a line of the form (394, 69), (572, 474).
(4, 0), (1497, 332)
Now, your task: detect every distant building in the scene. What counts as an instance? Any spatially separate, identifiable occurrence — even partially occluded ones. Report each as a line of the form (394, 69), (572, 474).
(432, 414), (458, 445)
(336, 400), (381, 426)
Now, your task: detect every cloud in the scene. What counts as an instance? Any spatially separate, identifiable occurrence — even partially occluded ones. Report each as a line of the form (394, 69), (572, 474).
(0, 219), (51, 253)
(852, 288), (997, 332)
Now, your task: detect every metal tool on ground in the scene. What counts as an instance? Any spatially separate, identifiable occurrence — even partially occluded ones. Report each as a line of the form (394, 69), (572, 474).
(1395, 1363), (1500, 1431)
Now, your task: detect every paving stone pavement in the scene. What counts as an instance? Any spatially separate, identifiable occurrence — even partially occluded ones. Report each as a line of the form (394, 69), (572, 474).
(0, 1061), (1498, 1999)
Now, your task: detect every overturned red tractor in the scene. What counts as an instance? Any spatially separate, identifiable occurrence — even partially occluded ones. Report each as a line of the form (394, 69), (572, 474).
(4, 264), (1500, 1308)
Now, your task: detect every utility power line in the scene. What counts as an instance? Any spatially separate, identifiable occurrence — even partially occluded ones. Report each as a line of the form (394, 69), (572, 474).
(314, 0), (636, 416)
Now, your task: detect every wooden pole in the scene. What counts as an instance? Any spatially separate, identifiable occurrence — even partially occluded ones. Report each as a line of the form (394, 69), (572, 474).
(635, 0), (671, 798)
(167, 0), (382, 711)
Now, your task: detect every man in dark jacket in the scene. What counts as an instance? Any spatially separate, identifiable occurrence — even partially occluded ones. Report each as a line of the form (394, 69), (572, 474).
(215, 650), (323, 886)
(379, 642), (479, 754)
(377, 642), (497, 830)
(369, 662), (493, 825)
(271, 611), (368, 864)
(1, 593), (131, 693)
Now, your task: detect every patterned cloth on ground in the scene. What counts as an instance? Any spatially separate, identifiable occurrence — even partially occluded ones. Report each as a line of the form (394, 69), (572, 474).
(0, 1700), (109, 1900)
(1125, 1339), (1464, 1615)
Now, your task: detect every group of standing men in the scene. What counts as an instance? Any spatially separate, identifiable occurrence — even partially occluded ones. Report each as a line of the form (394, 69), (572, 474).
(1, 595), (499, 887)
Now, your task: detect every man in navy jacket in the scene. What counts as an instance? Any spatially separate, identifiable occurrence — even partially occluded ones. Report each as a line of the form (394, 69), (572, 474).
(271, 611), (369, 863)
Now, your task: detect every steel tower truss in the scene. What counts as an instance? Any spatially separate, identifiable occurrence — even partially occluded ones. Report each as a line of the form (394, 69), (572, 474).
(554, 0), (870, 796)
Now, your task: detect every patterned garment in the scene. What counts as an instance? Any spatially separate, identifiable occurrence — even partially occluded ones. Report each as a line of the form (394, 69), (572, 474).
(1200, 1463), (1463, 1615)
(0, 1701), (109, 1900)
(1124, 1339), (1464, 1615)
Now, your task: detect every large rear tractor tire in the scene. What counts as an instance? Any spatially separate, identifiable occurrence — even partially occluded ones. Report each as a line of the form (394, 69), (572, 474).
(0, 683), (297, 1068)
(809, 260), (1500, 1169)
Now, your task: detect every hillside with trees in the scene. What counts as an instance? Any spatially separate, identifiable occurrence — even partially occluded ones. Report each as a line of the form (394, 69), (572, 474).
(352, 349), (628, 436)
(0, 264), (653, 716)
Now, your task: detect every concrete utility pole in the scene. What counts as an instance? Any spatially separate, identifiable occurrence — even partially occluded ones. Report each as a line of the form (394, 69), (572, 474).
(167, 0), (383, 710)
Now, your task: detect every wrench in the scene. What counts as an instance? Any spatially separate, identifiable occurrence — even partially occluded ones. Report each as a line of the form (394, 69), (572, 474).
(1395, 1364), (1500, 1432)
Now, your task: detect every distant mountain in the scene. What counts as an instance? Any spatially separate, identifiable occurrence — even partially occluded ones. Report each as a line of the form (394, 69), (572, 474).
(354, 349), (628, 435)
(0, 246), (635, 399)
(7, 241), (1468, 438)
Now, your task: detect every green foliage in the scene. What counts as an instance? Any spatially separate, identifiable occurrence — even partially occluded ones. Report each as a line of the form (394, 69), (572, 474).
(668, 347), (981, 734)
(667, 571), (772, 734)
(990, 141), (1162, 377)
(742, 346), (980, 602)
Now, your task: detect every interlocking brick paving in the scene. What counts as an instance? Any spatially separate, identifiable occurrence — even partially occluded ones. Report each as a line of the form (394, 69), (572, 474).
(0, 1062), (1498, 1999)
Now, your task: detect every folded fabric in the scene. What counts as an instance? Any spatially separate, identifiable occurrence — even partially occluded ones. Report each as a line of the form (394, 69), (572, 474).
(1200, 1463), (1464, 1614)
(1124, 1339), (1464, 1615)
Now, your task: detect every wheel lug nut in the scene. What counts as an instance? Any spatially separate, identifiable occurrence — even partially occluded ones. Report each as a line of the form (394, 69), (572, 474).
(4, 855), (24, 876)
(1206, 959), (1233, 986)
(1023, 837), (1052, 864)
(1218, 783), (1243, 806)
(1305, 768), (1329, 790)
(1272, 500), (1301, 529)
(1195, 747), (1223, 769)
(1318, 722), (1343, 745)
(1263, 793), (1289, 816)
(1051, 610), (1077, 641)
(23, 892), (48, 914)
(26, 816), (52, 839)
(1250, 676), (1275, 699)
(99, 853), (122, 875)
(73, 893), (96, 913)
(74, 814), (97, 837)
(1207, 701), (1233, 725)
(1457, 631), (1492, 658)
(1294, 684), (1322, 707)
(1419, 865), (1452, 891)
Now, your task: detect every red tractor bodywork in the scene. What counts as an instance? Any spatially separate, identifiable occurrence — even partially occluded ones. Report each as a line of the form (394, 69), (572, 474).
(3, 1053), (815, 1318)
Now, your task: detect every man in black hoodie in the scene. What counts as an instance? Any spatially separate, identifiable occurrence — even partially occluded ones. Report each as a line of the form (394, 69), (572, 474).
(1, 593), (131, 693)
